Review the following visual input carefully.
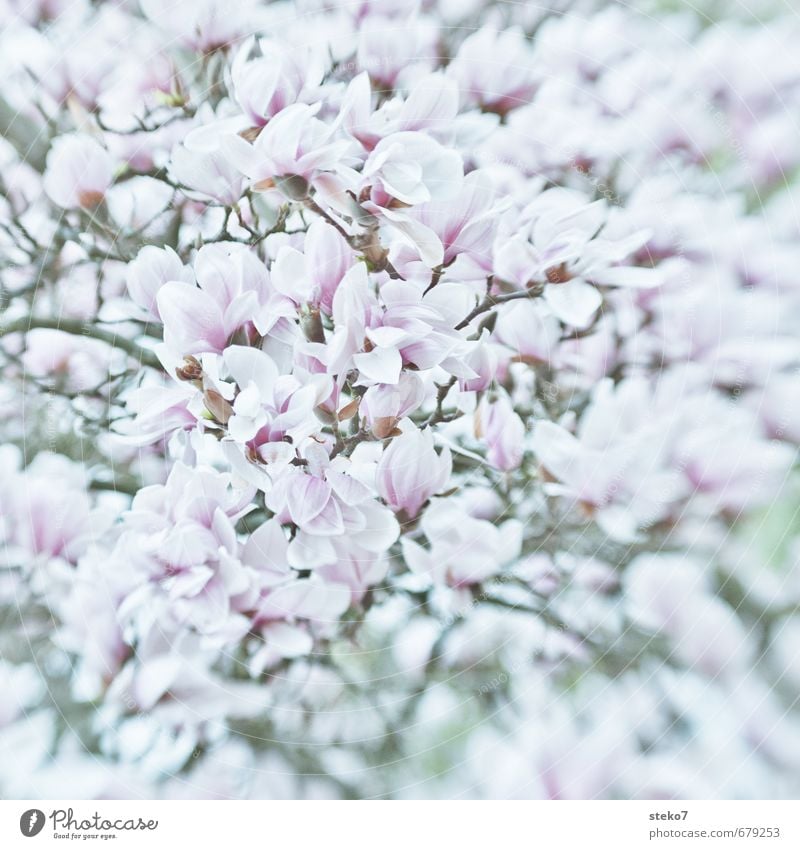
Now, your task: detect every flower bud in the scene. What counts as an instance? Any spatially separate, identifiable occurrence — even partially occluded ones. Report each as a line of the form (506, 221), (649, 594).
(376, 427), (451, 518)
(459, 332), (498, 392)
(476, 392), (525, 470)
(175, 355), (203, 384)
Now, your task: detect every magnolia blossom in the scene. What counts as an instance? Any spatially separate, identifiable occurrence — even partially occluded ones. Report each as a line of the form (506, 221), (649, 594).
(168, 118), (245, 206)
(360, 372), (426, 437)
(626, 555), (754, 678)
(494, 188), (659, 328)
(448, 26), (537, 113)
(476, 392), (525, 471)
(2, 0), (800, 804)
(223, 103), (354, 196)
(356, 15), (440, 87)
(157, 242), (268, 355)
(0, 450), (105, 565)
(402, 500), (523, 586)
(363, 131), (463, 208)
(43, 133), (114, 209)
(230, 38), (328, 127)
(139, 0), (258, 52)
(533, 378), (689, 542)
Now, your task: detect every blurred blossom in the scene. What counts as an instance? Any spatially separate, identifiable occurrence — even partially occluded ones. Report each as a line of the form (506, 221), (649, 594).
(43, 134), (114, 209)
(476, 391), (525, 471)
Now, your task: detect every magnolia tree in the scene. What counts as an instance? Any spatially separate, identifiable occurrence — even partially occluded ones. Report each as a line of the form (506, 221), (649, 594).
(0, 0), (799, 799)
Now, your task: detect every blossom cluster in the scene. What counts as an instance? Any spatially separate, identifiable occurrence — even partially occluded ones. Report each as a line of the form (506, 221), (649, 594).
(0, 0), (799, 799)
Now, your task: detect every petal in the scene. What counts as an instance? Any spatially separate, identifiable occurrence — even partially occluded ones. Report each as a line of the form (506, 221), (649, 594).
(223, 345), (279, 396)
(533, 420), (581, 484)
(544, 279), (602, 328)
(157, 282), (227, 354)
(353, 346), (403, 385)
(286, 474), (332, 526)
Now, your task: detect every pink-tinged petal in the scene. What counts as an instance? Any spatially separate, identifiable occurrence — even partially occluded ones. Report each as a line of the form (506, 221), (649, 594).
(226, 410), (260, 444)
(157, 282), (227, 354)
(211, 506), (237, 552)
(194, 242), (268, 307)
(380, 159), (429, 205)
(165, 566), (214, 600)
(160, 522), (219, 568)
(271, 245), (312, 303)
(532, 191), (605, 246)
(339, 502), (368, 534)
(286, 474), (332, 526)
(305, 218), (353, 312)
(301, 497), (345, 536)
(398, 73), (459, 132)
(126, 246), (192, 321)
(366, 326), (412, 348)
(222, 290), (259, 337)
(219, 132), (265, 182)
(318, 553), (388, 602)
(261, 103), (319, 162)
(332, 262), (372, 328)
(326, 469), (371, 506)
(43, 133), (114, 209)
(494, 235), (536, 288)
(286, 530), (337, 570)
(380, 208), (444, 268)
(478, 394), (525, 471)
(169, 143), (243, 206)
(341, 71), (374, 143)
(376, 428), (450, 517)
(400, 537), (434, 577)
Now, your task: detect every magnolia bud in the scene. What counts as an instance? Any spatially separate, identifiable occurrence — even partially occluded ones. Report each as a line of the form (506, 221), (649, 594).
(376, 427), (452, 518)
(459, 332), (497, 392)
(175, 355), (203, 384)
(476, 392), (525, 470)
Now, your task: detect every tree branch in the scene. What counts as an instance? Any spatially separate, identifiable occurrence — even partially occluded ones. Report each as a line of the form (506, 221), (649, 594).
(0, 315), (162, 370)
(455, 286), (544, 331)
(0, 96), (49, 172)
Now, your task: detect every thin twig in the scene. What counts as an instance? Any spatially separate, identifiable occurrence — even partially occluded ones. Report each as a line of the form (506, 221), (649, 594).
(455, 286), (544, 331)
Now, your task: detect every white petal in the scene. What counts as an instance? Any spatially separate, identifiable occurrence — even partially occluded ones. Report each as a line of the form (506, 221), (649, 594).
(544, 279), (602, 328)
(354, 346), (403, 385)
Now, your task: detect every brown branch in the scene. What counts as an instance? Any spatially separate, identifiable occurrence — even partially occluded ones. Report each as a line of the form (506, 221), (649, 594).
(455, 285), (544, 331)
